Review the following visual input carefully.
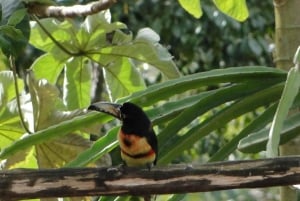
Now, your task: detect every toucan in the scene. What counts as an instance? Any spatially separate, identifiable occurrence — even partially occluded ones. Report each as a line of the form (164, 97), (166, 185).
(88, 102), (158, 168)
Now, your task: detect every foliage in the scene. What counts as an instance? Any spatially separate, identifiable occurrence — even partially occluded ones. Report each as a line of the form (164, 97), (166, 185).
(110, 0), (274, 75)
(0, 0), (299, 201)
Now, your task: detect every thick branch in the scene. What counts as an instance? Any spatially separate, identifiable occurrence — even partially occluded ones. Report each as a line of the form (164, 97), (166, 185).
(26, 0), (117, 17)
(1, 157), (300, 200)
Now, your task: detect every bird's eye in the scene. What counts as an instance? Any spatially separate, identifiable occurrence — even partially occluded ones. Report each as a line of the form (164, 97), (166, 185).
(121, 113), (126, 120)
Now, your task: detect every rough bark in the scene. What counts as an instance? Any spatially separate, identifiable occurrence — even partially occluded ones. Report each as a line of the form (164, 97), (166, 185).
(1, 157), (300, 200)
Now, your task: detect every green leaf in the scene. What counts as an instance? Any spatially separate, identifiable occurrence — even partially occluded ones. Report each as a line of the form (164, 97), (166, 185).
(0, 71), (24, 105)
(238, 112), (300, 153)
(158, 82), (284, 164)
(4, 147), (37, 169)
(178, 0), (202, 18)
(82, 12), (127, 50)
(7, 8), (27, 26)
(209, 103), (278, 162)
(148, 91), (213, 124)
(103, 57), (146, 101)
(30, 53), (67, 84)
(63, 57), (91, 110)
(91, 28), (181, 79)
(36, 133), (90, 168)
(0, 125), (24, 149)
(118, 66), (286, 106)
(29, 18), (75, 53)
(0, 112), (106, 159)
(266, 67), (300, 157)
(0, 1), (30, 56)
(0, 25), (25, 39)
(213, 0), (249, 21)
(66, 127), (119, 167)
(27, 73), (62, 131)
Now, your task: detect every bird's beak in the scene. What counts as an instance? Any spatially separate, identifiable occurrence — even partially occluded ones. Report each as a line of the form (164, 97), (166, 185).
(88, 102), (122, 120)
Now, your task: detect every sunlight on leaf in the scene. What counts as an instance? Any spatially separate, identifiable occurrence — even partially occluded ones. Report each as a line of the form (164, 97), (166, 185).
(266, 67), (300, 157)
(178, 0), (202, 18)
(31, 53), (68, 84)
(213, 0), (249, 21)
(36, 133), (90, 168)
(103, 57), (145, 101)
(4, 147), (37, 169)
(63, 57), (91, 110)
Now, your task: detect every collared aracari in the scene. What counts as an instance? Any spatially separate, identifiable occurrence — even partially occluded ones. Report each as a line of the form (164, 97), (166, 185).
(88, 102), (158, 168)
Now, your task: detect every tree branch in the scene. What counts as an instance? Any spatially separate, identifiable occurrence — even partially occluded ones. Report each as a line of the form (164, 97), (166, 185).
(26, 0), (117, 18)
(1, 156), (300, 200)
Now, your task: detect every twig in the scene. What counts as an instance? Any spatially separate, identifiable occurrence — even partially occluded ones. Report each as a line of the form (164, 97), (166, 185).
(9, 56), (32, 134)
(31, 15), (77, 56)
(1, 156), (300, 200)
(26, 0), (117, 18)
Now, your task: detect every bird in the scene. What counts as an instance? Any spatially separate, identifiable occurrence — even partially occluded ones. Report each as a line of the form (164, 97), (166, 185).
(88, 102), (158, 168)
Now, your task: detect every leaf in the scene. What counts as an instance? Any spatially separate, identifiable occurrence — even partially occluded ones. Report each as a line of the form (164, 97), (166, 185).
(0, 0), (30, 56)
(63, 57), (91, 110)
(7, 8), (27, 26)
(4, 147), (37, 169)
(30, 53), (68, 84)
(29, 18), (75, 53)
(135, 27), (160, 43)
(66, 127), (119, 167)
(238, 112), (300, 153)
(213, 0), (249, 21)
(90, 27), (181, 79)
(266, 67), (300, 157)
(178, 0), (202, 18)
(0, 71), (24, 127)
(148, 91), (213, 124)
(209, 103), (278, 162)
(103, 57), (146, 101)
(36, 133), (90, 168)
(0, 125), (24, 149)
(0, 71), (24, 106)
(118, 66), (286, 106)
(0, 112), (106, 159)
(158, 82), (284, 164)
(27, 73), (61, 131)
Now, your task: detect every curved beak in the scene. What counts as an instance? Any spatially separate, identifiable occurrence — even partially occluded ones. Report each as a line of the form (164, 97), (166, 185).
(88, 102), (122, 120)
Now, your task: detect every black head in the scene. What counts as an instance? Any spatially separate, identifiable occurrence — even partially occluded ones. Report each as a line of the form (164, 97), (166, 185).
(88, 102), (152, 136)
(120, 102), (152, 136)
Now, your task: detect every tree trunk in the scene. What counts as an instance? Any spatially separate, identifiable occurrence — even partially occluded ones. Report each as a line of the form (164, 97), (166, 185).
(273, 0), (300, 200)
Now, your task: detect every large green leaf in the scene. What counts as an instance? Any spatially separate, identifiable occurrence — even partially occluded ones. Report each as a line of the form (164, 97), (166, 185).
(103, 57), (146, 101)
(158, 82), (284, 164)
(90, 27), (180, 79)
(266, 67), (300, 157)
(0, 71), (24, 107)
(27, 73), (61, 131)
(66, 127), (119, 167)
(238, 112), (300, 154)
(118, 66), (286, 106)
(63, 57), (91, 110)
(213, 0), (249, 21)
(30, 53), (68, 84)
(0, 71), (24, 146)
(209, 103), (278, 162)
(0, 112), (105, 159)
(36, 133), (90, 168)
(29, 18), (76, 54)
